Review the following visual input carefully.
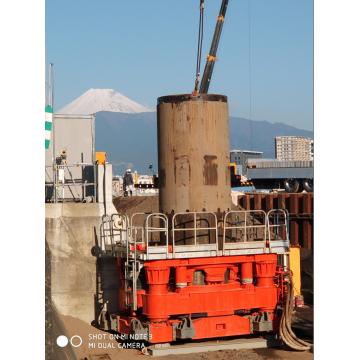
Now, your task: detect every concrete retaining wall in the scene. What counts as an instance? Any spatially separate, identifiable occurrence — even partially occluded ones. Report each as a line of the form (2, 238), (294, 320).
(46, 202), (122, 359)
(46, 203), (103, 323)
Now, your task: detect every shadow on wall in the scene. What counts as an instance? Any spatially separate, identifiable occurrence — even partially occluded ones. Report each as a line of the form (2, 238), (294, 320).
(45, 239), (77, 360)
(92, 227), (120, 330)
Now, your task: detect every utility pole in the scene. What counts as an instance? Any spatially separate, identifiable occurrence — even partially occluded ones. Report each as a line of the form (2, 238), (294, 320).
(46, 63), (57, 201)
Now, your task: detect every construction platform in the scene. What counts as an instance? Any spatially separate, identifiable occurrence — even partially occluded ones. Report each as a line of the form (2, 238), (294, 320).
(145, 336), (281, 356)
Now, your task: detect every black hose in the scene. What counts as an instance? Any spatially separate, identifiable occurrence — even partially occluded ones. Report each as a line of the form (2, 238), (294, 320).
(279, 274), (312, 351)
(103, 163), (107, 215)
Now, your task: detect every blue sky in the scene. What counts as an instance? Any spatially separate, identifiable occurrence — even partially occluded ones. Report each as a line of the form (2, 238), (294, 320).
(46, 0), (313, 130)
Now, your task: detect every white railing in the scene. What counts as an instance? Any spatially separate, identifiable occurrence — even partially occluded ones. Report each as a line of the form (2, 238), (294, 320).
(129, 212), (147, 247)
(99, 213), (129, 253)
(267, 209), (290, 253)
(145, 213), (169, 257)
(98, 209), (289, 259)
(223, 210), (267, 254)
(45, 163), (97, 203)
(172, 212), (218, 257)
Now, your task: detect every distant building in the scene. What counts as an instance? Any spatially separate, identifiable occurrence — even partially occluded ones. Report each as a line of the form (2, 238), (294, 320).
(275, 136), (314, 161)
(230, 149), (263, 175)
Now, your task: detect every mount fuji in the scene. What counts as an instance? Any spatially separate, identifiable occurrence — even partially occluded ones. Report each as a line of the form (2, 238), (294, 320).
(58, 88), (153, 115)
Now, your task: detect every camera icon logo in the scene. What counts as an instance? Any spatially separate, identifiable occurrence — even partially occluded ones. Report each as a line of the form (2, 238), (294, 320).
(56, 335), (83, 348)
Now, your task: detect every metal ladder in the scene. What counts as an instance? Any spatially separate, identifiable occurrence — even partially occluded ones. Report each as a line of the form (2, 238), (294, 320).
(125, 225), (142, 311)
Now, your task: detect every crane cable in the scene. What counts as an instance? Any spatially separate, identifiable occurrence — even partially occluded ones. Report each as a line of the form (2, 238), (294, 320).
(248, 0), (253, 151)
(279, 272), (312, 351)
(193, 0), (205, 95)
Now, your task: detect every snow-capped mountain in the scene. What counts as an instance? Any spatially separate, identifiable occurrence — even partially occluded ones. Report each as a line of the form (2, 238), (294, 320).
(58, 88), (153, 114)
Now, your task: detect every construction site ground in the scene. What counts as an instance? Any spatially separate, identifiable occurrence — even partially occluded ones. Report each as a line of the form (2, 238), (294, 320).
(47, 196), (313, 360)
(62, 304), (312, 360)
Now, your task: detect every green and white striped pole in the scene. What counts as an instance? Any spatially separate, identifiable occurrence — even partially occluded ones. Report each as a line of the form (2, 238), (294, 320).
(45, 104), (53, 149)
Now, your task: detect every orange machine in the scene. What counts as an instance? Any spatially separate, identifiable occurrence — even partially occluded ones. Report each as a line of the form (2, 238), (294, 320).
(117, 254), (281, 342)
(98, 209), (291, 344)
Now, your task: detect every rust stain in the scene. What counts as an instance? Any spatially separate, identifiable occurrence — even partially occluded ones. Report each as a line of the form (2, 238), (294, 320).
(159, 168), (166, 187)
(203, 155), (218, 185)
(175, 155), (189, 186)
(225, 165), (231, 185)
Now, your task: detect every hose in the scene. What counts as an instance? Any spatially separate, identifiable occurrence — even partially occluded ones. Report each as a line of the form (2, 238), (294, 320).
(279, 274), (312, 351)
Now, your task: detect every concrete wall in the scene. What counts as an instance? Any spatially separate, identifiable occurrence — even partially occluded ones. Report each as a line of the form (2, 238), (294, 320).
(46, 203), (103, 323)
(46, 202), (118, 316)
(45, 202), (121, 359)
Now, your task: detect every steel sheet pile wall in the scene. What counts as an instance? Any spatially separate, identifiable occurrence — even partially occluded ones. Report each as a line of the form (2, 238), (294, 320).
(157, 94), (232, 213)
(238, 192), (313, 249)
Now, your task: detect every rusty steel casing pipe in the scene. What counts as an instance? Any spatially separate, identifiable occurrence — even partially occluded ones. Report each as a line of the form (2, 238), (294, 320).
(157, 94), (232, 214)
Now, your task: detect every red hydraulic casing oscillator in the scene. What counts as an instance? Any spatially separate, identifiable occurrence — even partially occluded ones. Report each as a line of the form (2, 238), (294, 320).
(115, 253), (284, 343)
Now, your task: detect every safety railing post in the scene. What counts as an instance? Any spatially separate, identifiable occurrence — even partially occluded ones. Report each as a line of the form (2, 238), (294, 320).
(194, 213), (197, 246)
(244, 211), (248, 243)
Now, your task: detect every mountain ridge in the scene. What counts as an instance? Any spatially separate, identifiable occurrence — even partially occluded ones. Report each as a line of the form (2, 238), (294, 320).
(94, 111), (313, 175)
(57, 89), (313, 174)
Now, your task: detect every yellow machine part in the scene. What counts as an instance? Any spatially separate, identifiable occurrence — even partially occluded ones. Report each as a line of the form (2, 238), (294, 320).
(96, 151), (107, 165)
(133, 172), (139, 184)
(229, 162), (237, 175)
(289, 246), (301, 296)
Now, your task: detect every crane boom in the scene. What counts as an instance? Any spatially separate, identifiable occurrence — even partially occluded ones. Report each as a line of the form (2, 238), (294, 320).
(199, 0), (229, 94)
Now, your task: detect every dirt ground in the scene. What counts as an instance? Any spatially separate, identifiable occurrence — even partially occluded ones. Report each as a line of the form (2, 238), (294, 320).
(51, 310), (313, 360)
(113, 196), (159, 216)
(164, 348), (313, 360)
(112, 194), (243, 216)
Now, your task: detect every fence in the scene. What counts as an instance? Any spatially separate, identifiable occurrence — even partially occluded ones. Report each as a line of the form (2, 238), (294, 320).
(45, 163), (97, 203)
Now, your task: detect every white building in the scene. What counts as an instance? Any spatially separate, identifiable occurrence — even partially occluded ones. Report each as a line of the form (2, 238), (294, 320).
(275, 136), (313, 161)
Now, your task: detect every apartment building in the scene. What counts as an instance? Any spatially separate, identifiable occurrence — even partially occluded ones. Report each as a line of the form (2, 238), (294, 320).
(275, 136), (314, 161)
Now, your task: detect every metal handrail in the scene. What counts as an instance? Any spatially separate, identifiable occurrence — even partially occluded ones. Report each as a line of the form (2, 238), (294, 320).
(99, 213), (130, 254)
(172, 212), (218, 252)
(223, 210), (267, 249)
(100, 210), (290, 258)
(266, 209), (289, 242)
(266, 209), (290, 254)
(99, 214), (112, 252)
(129, 212), (149, 245)
(111, 213), (129, 247)
(45, 163), (97, 202)
(145, 213), (169, 256)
